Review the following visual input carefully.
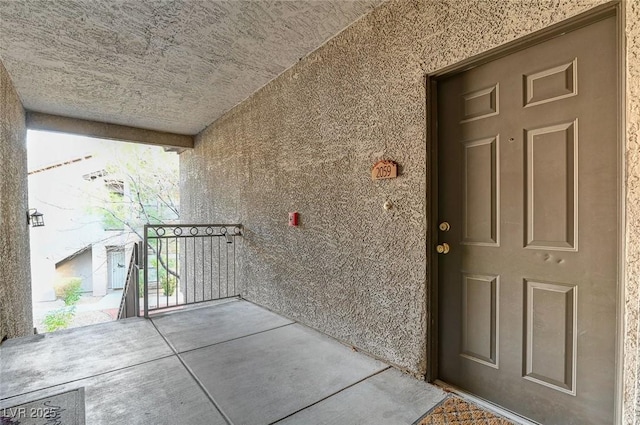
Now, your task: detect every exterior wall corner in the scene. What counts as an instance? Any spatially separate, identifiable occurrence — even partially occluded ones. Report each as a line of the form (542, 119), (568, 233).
(0, 59), (33, 341)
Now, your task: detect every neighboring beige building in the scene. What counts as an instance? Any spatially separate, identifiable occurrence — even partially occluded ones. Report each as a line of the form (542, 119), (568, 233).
(26, 131), (178, 301)
(27, 133), (137, 300)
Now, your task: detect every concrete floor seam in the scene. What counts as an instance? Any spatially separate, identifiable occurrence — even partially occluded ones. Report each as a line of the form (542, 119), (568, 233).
(0, 352), (176, 402)
(171, 322), (296, 355)
(3, 301), (448, 424)
(268, 366), (393, 425)
(240, 299), (391, 368)
(149, 316), (181, 353)
(149, 319), (235, 425)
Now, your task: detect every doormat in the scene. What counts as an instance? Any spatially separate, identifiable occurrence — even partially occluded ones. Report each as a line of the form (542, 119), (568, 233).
(415, 395), (514, 425)
(0, 387), (85, 425)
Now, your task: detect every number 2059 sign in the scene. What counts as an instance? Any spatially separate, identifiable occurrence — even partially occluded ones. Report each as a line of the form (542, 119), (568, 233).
(371, 160), (398, 180)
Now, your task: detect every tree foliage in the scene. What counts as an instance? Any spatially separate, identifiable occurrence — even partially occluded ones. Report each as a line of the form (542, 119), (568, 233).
(94, 143), (179, 234)
(89, 143), (180, 278)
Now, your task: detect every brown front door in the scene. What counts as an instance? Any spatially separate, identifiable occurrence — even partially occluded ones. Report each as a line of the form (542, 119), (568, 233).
(436, 15), (618, 424)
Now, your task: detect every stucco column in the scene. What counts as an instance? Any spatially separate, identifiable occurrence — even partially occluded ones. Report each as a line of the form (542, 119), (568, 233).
(0, 60), (33, 340)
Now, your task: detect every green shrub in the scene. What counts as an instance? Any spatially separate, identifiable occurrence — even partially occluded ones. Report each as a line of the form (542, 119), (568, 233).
(136, 268), (177, 298)
(62, 279), (83, 306)
(54, 277), (83, 305)
(43, 307), (75, 332)
(138, 269), (145, 297)
(161, 275), (176, 297)
(45, 278), (82, 332)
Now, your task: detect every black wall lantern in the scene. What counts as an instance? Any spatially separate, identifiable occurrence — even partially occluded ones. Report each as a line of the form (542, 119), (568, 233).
(27, 208), (45, 228)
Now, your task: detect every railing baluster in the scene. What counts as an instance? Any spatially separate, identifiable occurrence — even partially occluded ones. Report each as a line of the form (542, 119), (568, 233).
(155, 238), (159, 310)
(226, 236), (229, 297)
(201, 236), (205, 302)
(133, 243), (138, 317)
(175, 236), (179, 307)
(226, 241), (228, 297)
(185, 229), (188, 305)
(165, 236), (169, 307)
(210, 234), (213, 299)
(144, 227), (149, 318)
(192, 238), (198, 303)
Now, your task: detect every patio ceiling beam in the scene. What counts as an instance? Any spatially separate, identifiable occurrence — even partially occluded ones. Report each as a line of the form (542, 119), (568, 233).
(26, 111), (194, 150)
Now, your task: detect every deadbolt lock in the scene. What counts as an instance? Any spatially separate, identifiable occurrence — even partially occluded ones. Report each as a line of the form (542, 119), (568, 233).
(436, 243), (450, 254)
(439, 222), (451, 232)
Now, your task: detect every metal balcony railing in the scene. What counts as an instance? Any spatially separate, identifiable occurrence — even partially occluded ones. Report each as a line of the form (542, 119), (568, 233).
(117, 242), (140, 319)
(142, 224), (242, 317)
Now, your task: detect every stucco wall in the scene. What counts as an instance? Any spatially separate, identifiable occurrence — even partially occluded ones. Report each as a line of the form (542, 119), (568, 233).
(182, 0), (610, 375)
(182, 0), (640, 419)
(625, 1), (640, 423)
(0, 60), (32, 341)
(55, 249), (94, 293)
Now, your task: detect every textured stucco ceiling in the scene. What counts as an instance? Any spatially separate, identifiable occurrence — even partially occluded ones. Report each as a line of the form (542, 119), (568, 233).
(0, 1), (381, 135)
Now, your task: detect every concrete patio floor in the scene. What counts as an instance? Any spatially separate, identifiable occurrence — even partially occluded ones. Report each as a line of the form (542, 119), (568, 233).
(0, 299), (446, 424)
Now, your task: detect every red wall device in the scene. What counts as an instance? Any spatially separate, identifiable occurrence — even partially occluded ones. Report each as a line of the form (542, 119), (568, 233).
(288, 212), (299, 226)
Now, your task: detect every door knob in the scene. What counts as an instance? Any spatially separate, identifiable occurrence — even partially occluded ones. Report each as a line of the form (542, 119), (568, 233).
(436, 243), (450, 254)
(439, 222), (451, 232)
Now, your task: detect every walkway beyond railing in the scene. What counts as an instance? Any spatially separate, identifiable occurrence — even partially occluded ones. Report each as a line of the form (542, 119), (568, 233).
(143, 224), (242, 317)
(118, 242), (140, 319)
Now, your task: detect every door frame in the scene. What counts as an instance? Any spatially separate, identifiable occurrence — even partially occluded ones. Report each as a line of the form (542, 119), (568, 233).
(425, 2), (625, 423)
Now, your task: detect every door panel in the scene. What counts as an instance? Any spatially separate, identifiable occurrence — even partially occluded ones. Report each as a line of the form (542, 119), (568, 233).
(524, 279), (577, 395)
(461, 273), (499, 367)
(462, 137), (499, 246)
(525, 121), (577, 250)
(437, 16), (617, 425)
(108, 248), (126, 290)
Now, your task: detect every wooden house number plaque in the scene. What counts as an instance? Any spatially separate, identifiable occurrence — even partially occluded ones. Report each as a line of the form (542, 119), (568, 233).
(371, 160), (398, 180)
